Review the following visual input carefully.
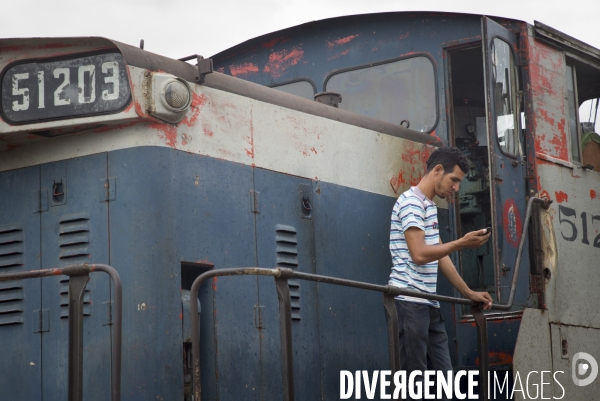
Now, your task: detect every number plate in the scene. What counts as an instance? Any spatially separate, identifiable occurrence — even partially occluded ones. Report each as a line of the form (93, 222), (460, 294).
(1, 52), (131, 124)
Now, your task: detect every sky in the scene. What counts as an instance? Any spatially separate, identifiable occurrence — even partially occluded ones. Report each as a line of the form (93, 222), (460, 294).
(1, 0), (598, 60)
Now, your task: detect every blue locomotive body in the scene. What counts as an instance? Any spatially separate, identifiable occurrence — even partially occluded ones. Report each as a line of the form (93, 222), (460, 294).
(1, 11), (600, 401)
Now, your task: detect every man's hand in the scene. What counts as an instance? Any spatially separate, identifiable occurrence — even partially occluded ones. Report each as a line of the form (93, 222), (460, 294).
(457, 229), (490, 249)
(467, 290), (493, 310)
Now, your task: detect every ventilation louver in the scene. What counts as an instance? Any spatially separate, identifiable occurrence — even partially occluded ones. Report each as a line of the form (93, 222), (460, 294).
(0, 225), (25, 325)
(275, 224), (301, 320)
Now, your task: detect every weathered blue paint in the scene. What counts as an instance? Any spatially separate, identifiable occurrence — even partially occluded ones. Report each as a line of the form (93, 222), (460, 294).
(0, 166), (42, 400)
(212, 11), (528, 378)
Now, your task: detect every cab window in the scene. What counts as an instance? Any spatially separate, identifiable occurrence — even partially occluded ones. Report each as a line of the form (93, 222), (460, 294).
(325, 56), (437, 133)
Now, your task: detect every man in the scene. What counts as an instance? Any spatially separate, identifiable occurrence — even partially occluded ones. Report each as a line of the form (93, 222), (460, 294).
(389, 147), (493, 380)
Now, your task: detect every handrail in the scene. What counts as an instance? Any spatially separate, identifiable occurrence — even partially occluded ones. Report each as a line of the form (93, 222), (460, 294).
(494, 196), (552, 311)
(0, 263), (122, 401)
(190, 267), (499, 401)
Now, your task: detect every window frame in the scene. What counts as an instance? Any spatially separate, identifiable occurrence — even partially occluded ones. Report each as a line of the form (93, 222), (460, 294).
(323, 53), (440, 134)
(489, 35), (522, 160)
(269, 78), (317, 100)
(566, 61), (583, 166)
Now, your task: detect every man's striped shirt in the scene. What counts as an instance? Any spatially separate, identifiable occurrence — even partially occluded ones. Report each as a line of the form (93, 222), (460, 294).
(389, 186), (440, 307)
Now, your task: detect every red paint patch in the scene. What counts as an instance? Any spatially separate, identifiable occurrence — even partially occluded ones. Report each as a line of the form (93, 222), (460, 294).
(327, 34), (359, 47)
(191, 92), (207, 108)
(229, 62), (259, 77)
(245, 109), (255, 158)
(390, 171), (406, 193)
(591, 190), (597, 200)
(151, 123), (177, 148)
(555, 191), (568, 203)
(181, 133), (190, 145)
(263, 48), (304, 79)
(262, 37), (288, 48)
(503, 199), (522, 247)
(327, 49), (350, 60)
(203, 127), (214, 137)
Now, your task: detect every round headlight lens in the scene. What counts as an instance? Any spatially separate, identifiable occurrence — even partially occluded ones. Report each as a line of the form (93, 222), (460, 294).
(164, 81), (191, 110)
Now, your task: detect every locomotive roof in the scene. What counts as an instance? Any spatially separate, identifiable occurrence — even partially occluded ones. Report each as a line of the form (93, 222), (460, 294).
(212, 11), (524, 60)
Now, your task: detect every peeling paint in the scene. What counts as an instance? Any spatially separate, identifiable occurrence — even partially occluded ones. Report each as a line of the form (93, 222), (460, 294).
(151, 123), (177, 148)
(229, 62), (259, 77)
(262, 48), (304, 80)
(327, 34), (359, 48)
(554, 191), (568, 203)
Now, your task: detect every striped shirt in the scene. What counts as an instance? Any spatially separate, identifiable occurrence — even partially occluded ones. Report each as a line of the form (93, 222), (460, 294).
(389, 186), (440, 307)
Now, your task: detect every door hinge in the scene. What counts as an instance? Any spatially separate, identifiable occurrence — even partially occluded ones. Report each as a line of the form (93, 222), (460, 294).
(254, 304), (264, 328)
(250, 190), (260, 214)
(299, 183), (312, 220)
(102, 300), (113, 326)
(530, 274), (544, 293)
(100, 178), (116, 202)
(34, 189), (48, 213)
(33, 309), (49, 333)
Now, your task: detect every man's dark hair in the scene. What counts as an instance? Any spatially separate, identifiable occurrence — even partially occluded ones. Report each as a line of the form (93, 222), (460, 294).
(425, 147), (469, 174)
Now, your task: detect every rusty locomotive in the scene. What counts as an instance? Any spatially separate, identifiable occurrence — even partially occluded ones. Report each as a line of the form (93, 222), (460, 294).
(0, 11), (599, 401)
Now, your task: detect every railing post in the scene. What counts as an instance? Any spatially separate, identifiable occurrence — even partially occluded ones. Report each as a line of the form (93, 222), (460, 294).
(67, 273), (90, 401)
(472, 307), (489, 401)
(274, 269), (295, 401)
(383, 293), (400, 373)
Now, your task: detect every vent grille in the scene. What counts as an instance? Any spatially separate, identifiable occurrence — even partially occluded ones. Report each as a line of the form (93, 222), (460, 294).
(275, 224), (300, 320)
(58, 213), (91, 318)
(59, 277), (91, 318)
(0, 225), (24, 325)
(59, 213), (90, 264)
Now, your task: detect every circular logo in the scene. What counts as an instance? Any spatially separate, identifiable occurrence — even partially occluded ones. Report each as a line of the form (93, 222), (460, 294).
(502, 199), (522, 247)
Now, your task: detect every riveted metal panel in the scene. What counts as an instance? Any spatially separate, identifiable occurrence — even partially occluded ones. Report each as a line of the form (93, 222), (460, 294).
(0, 166), (41, 401)
(536, 163), (600, 328)
(550, 323), (600, 398)
(513, 309), (553, 401)
(253, 168), (320, 400)
(312, 180), (394, 399)
(108, 147), (259, 400)
(40, 153), (110, 401)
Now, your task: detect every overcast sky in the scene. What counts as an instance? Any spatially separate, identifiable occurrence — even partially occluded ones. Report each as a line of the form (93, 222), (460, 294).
(1, 0), (598, 60)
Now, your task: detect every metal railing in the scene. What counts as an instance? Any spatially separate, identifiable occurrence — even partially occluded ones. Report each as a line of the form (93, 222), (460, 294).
(0, 263), (122, 401)
(190, 267), (502, 401)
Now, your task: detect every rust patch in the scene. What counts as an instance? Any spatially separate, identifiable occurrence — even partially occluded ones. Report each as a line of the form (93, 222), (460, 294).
(262, 47), (304, 79)
(476, 351), (513, 367)
(327, 34), (359, 47)
(212, 277), (217, 291)
(554, 191), (568, 203)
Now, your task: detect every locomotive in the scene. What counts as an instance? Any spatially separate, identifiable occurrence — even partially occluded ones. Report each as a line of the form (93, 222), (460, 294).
(1, 11), (599, 400)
